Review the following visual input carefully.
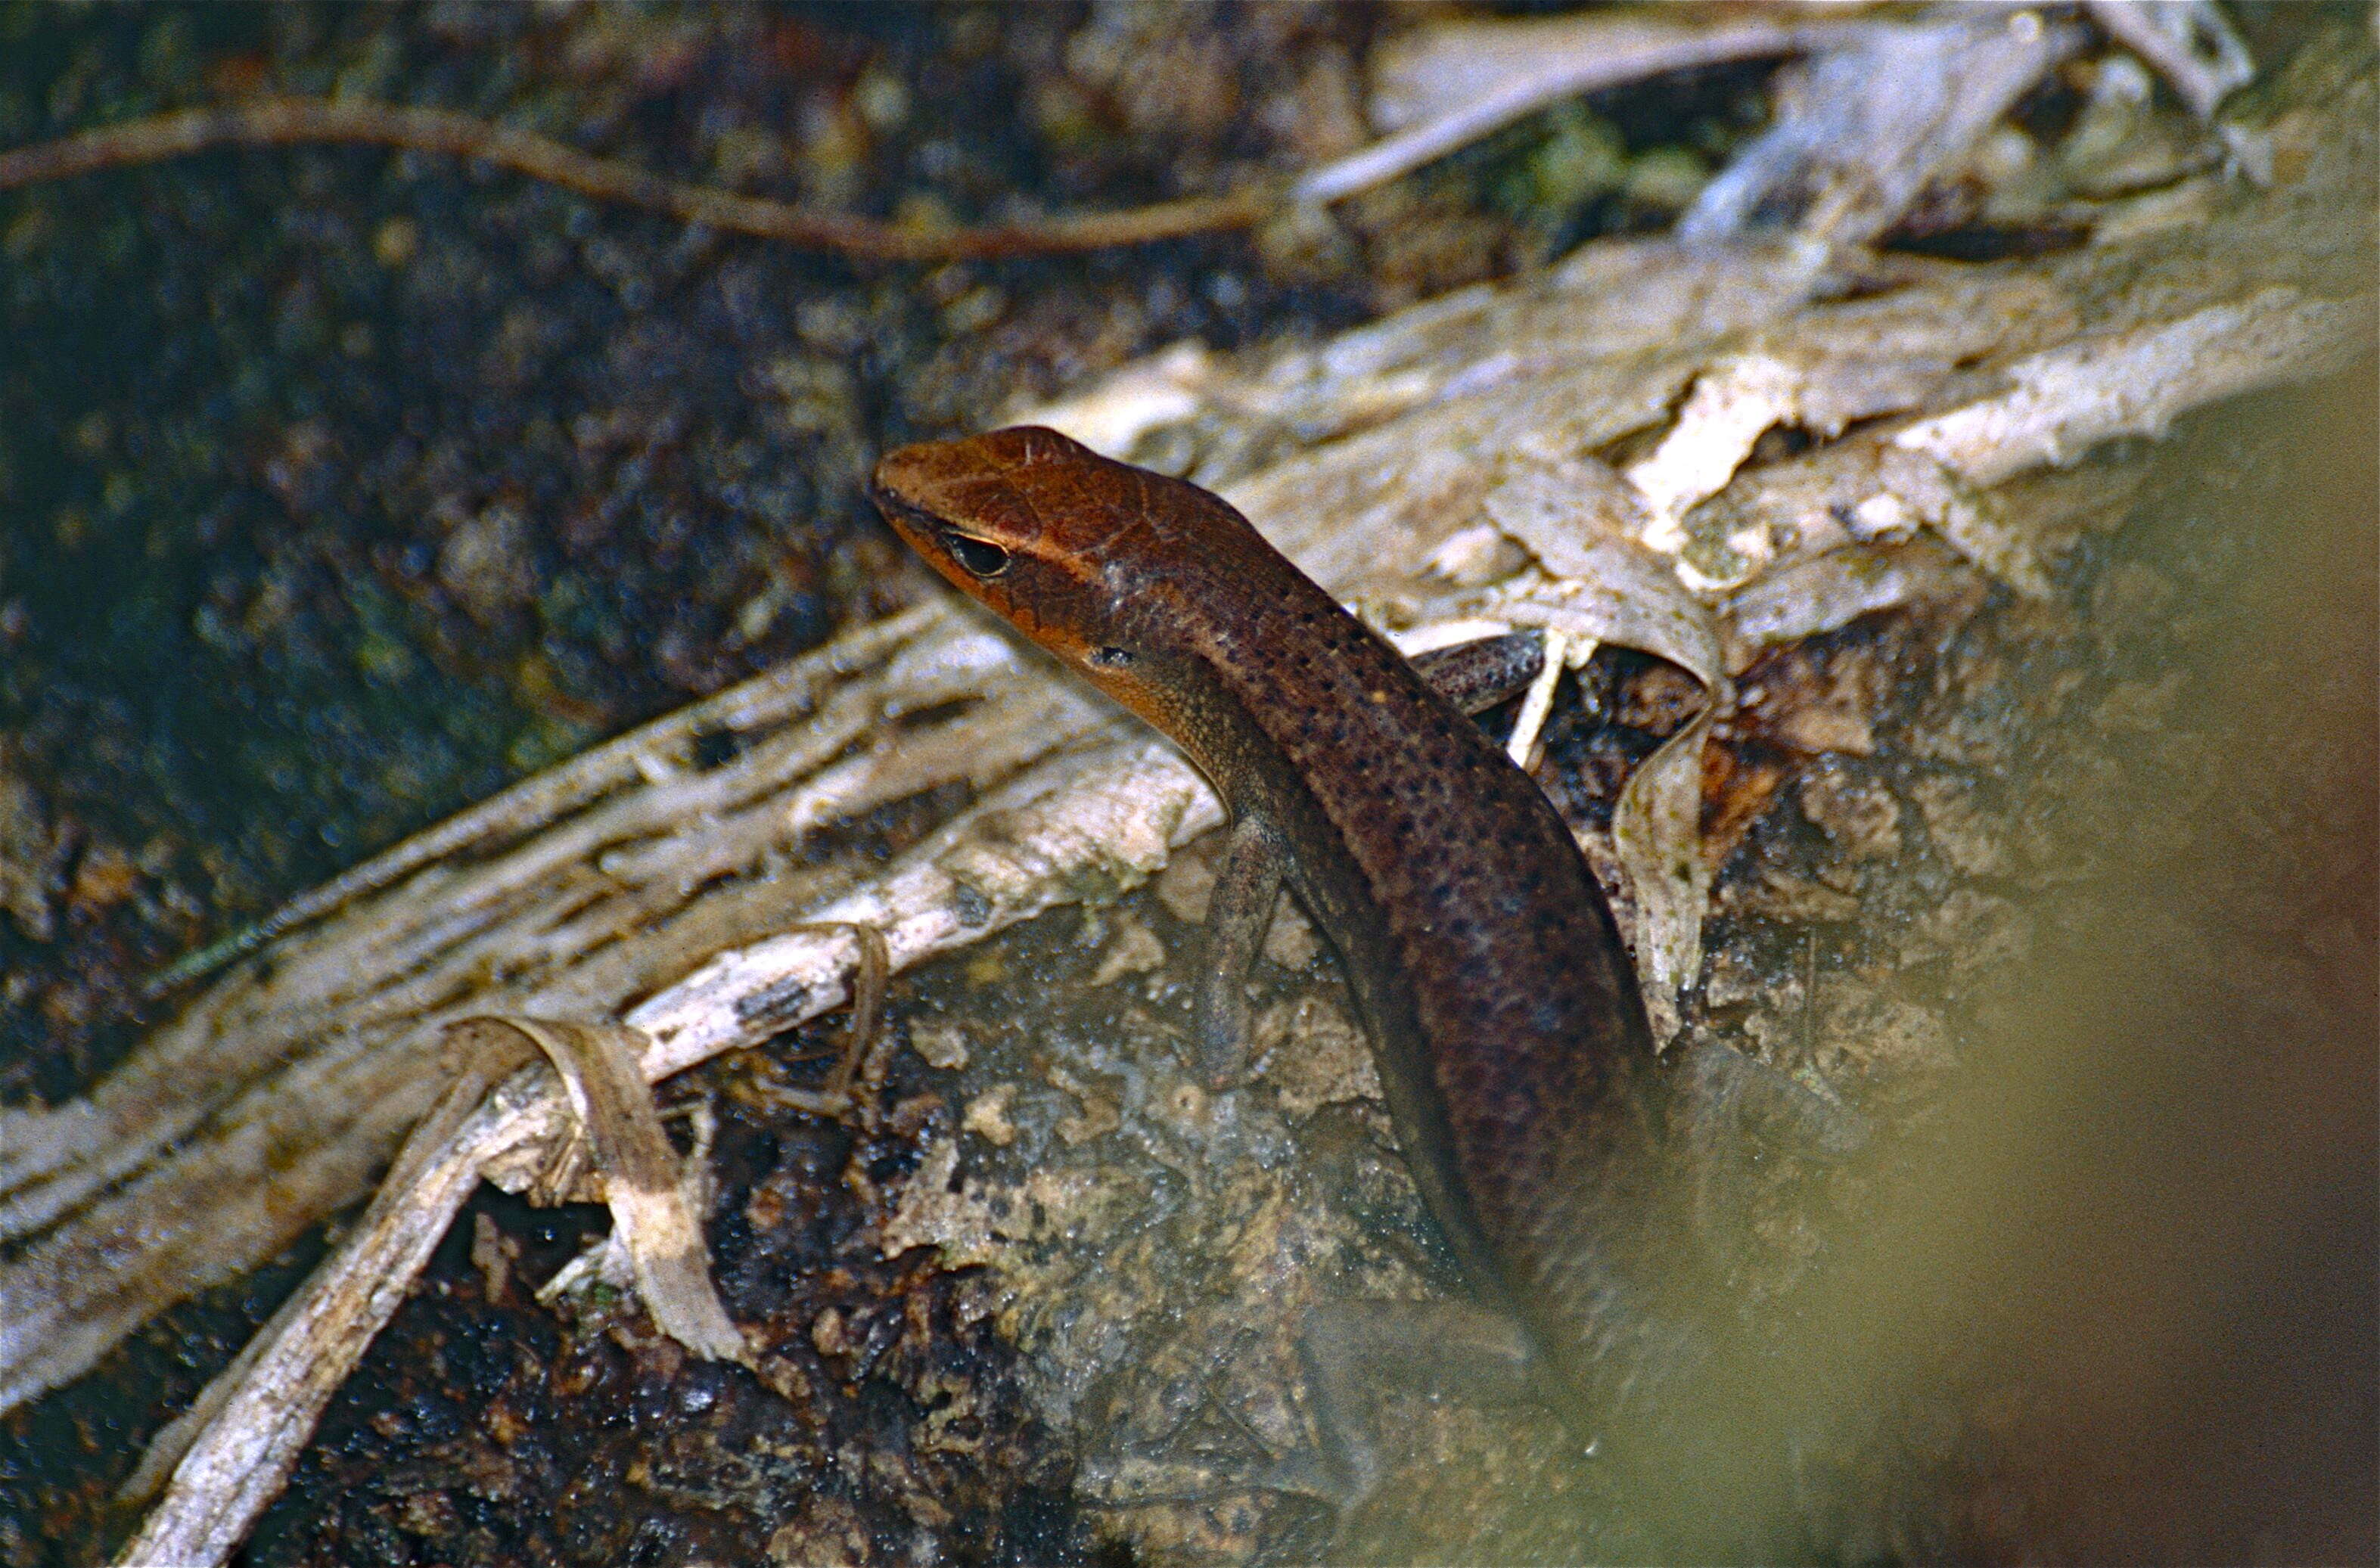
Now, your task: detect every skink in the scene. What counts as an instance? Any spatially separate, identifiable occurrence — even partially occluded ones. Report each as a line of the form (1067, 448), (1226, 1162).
(868, 424), (1713, 1438)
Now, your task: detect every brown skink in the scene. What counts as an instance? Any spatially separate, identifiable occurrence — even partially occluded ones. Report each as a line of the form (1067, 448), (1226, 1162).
(868, 425), (1712, 1439)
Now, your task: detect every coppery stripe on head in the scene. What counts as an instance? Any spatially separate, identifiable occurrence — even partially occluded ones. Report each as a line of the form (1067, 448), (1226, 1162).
(872, 426), (1186, 582)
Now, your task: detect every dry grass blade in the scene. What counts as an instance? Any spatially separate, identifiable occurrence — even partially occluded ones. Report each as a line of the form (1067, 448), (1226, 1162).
(1299, 11), (1867, 206)
(446, 1017), (750, 1365)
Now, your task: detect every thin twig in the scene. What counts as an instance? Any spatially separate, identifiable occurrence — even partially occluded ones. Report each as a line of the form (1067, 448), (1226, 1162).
(0, 96), (1270, 262)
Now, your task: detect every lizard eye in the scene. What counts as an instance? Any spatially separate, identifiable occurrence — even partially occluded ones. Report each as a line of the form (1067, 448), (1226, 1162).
(941, 531), (1011, 579)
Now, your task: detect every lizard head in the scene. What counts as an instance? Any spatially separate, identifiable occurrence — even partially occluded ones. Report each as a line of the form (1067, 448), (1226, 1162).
(869, 424), (1227, 705)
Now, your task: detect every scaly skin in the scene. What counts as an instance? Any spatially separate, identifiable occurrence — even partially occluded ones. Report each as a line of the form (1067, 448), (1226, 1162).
(870, 426), (1704, 1430)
